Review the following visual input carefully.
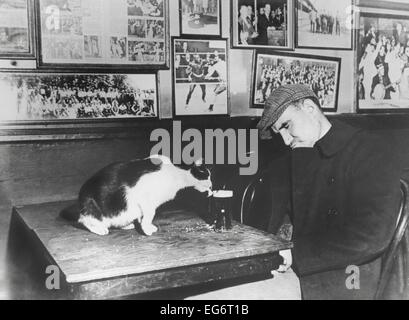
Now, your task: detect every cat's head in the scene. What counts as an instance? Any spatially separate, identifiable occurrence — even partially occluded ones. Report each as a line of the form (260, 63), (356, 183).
(189, 159), (213, 197)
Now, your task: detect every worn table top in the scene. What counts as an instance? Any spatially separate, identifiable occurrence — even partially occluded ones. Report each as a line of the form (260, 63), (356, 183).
(14, 201), (292, 285)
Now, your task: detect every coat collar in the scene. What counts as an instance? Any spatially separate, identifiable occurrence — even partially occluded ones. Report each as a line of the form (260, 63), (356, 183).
(316, 120), (362, 158)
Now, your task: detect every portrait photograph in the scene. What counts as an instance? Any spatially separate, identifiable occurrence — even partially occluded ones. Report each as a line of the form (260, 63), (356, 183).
(231, 0), (294, 50)
(296, 0), (353, 50)
(357, 12), (409, 112)
(0, 73), (159, 122)
(252, 52), (341, 111)
(0, 0), (34, 58)
(173, 38), (229, 116)
(179, 0), (222, 37)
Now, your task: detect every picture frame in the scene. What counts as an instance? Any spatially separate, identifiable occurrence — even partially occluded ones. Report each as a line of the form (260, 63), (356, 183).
(172, 37), (229, 117)
(179, 0), (222, 37)
(0, 0), (36, 59)
(230, 0), (294, 50)
(295, 0), (354, 50)
(357, 0), (409, 11)
(36, 0), (169, 70)
(357, 10), (409, 113)
(251, 51), (341, 112)
(0, 72), (159, 125)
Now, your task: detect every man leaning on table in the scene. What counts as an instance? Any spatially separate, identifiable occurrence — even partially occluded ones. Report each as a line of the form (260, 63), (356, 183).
(188, 84), (402, 300)
(257, 84), (402, 300)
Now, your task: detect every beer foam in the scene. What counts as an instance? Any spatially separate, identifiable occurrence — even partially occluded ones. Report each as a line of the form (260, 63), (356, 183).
(212, 190), (234, 198)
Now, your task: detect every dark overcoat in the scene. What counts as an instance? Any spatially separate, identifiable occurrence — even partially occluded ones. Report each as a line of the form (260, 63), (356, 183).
(267, 120), (402, 299)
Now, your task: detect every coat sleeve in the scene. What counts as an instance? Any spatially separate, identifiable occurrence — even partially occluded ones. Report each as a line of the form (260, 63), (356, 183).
(266, 151), (292, 234)
(293, 134), (403, 276)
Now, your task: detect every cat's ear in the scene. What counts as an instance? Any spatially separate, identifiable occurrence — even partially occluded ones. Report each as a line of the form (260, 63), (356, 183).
(194, 158), (204, 167)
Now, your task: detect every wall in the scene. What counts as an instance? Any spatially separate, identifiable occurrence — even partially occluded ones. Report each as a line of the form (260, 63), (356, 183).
(157, 0), (355, 119)
(0, 1), (358, 119)
(0, 0), (408, 298)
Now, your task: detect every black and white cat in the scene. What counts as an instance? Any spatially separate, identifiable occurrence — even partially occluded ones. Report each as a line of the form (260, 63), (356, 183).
(61, 155), (212, 236)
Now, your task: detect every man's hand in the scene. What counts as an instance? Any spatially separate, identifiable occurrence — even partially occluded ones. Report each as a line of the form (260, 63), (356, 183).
(272, 249), (293, 276)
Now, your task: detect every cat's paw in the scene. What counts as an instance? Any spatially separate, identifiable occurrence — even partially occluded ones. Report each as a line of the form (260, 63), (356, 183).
(87, 225), (110, 236)
(121, 224), (135, 231)
(141, 224), (158, 236)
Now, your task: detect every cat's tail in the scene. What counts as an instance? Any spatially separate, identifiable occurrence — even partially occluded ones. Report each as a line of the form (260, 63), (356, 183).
(60, 203), (81, 221)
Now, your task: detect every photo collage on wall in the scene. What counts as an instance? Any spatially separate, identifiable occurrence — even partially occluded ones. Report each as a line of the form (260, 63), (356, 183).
(4, 0), (409, 126)
(127, 0), (166, 64)
(38, 0), (166, 66)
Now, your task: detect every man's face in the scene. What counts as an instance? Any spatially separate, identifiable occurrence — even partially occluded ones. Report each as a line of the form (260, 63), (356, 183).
(265, 5), (271, 15)
(271, 103), (321, 149)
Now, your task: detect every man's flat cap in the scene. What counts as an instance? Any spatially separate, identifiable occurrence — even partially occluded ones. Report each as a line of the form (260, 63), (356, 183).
(256, 84), (320, 140)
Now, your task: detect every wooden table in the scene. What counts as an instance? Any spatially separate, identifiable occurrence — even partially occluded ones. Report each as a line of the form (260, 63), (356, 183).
(11, 201), (292, 300)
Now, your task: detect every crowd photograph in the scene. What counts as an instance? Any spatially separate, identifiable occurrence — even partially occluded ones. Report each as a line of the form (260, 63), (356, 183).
(358, 14), (409, 109)
(0, 74), (158, 121)
(254, 53), (339, 110)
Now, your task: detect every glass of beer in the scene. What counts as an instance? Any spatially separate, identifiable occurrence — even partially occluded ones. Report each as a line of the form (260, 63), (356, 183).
(209, 190), (234, 231)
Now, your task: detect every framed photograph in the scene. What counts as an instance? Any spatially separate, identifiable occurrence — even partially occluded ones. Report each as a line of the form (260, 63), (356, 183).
(172, 38), (229, 116)
(36, 0), (169, 70)
(296, 0), (353, 50)
(0, 0), (36, 58)
(357, 0), (409, 11)
(0, 72), (159, 123)
(230, 0), (294, 50)
(251, 51), (341, 112)
(179, 0), (222, 37)
(357, 11), (409, 113)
